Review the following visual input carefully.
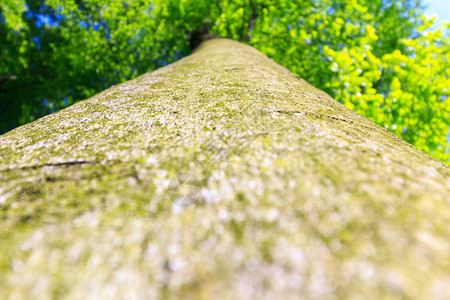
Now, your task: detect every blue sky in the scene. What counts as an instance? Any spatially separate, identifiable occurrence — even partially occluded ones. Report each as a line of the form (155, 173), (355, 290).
(423, 0), (450, 27)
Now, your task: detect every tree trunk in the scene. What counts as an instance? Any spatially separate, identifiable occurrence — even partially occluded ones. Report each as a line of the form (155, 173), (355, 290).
(0, 38), (449, 299)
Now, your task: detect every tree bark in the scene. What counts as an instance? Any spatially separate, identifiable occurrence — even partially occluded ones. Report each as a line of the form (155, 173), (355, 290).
(0, 38), (449, 299)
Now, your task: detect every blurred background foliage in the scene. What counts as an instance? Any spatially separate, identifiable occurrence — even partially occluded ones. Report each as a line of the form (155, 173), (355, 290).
(1, 0), (449, 162)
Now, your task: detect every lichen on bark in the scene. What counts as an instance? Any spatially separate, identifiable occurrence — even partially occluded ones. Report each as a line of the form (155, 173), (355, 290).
(0, 38), (449, 299)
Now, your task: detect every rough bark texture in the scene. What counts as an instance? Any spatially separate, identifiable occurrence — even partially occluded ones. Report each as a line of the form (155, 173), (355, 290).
(0, 39), (449, 299)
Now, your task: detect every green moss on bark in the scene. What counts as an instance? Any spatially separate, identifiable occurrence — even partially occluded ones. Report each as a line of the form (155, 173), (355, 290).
(0, 39), (449, 299)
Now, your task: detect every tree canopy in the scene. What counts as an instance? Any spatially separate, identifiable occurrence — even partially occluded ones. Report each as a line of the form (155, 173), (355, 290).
(1, 0), (449, 162)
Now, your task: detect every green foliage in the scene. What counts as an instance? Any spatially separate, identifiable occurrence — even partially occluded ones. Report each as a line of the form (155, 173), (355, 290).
(322, 16), (450, 162)
(0, 0), (449, 162)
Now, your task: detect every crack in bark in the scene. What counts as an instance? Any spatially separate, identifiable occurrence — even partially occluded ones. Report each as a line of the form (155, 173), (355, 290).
(1, 159), (95, 172)
(268, 109), (355, 124)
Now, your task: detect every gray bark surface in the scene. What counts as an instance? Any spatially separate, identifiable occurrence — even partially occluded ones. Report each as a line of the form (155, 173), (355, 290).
(0, 38), (449, 299)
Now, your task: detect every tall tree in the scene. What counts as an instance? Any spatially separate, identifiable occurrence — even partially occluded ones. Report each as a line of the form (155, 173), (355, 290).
(1, 0), (449, 162)
(1, 38), (449, 299)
